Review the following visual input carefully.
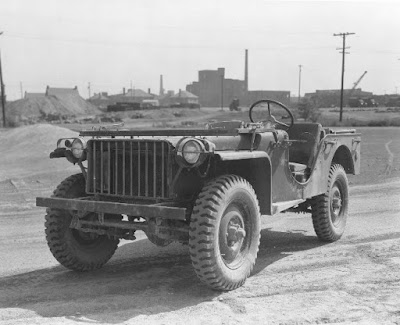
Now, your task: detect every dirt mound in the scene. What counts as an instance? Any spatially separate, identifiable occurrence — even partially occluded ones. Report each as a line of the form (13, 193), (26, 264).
(5, 95), (100, 125)
(0, 123), (76, 153)
(0, 124), (78, 181)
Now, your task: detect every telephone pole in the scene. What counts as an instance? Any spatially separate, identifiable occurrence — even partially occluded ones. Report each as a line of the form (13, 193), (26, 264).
(0, 31), (5, 127)
(88, 82), (91, 99)
(220, 74), (224, 111)
(298, 64), (302, 103)
(334, 32), (355, 122)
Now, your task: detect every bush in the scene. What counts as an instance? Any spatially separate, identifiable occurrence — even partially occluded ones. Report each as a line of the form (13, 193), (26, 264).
(298, 99), (321, 122)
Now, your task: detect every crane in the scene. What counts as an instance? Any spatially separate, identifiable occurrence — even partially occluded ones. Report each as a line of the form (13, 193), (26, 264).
(350, 71), (367, 93)
(348, 71), (370, 107)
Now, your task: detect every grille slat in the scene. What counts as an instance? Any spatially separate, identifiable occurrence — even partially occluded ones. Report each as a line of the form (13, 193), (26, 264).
(114, 141), (118, 195)
(100, 141), (104, 194)
(145, 142), (149, 197)
(107, 142), (111, 194)
(161, 142), (165, 198)
(93, 141), (96, 190)
(122, 142), (126, 196)
(153, 142), (156, 198)
(130, 142), (133, 196)
(138, 142), (141, 196)
(87, 139), (171, 199)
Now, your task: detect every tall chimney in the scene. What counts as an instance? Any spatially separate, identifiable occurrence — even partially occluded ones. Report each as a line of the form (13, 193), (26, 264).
(244, 49), (248, 92)
(159, 75), (164, 96)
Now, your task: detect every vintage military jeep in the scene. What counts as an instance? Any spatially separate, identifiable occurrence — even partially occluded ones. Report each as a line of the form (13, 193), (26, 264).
(37, 99), (361, 291)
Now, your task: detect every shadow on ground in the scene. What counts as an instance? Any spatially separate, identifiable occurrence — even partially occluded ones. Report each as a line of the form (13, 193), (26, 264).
(0, 228), (325, 324)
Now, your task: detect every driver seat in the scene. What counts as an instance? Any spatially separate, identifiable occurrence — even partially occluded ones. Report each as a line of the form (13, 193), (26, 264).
(286, 123), (325, 167)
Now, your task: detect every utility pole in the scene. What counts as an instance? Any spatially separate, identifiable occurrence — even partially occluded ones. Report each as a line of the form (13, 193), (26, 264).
(0, 52), (6, 128)
(88, 82), (91, 99)
(0, 31), (5, 127)
(334, 32), (355, 122)
(298, 64), (302, 103)
(130, 80), (133, 98)
(220, 74), (224, 111)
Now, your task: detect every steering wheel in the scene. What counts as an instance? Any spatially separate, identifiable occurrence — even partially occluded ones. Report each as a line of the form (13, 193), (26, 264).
(249, 99), (294, 130)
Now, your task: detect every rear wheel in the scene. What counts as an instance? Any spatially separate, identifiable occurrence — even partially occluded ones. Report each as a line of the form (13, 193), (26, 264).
(45, 174), (120, 271)
(189, 175), (261, 291)
(311, 164), (349, 242)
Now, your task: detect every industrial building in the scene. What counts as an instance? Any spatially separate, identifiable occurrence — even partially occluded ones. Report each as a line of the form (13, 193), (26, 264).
(109, 88), (155, 104)
(304, 88), (373, 108)
(186, 49), (291, 107)
(186, 68), (246, 107)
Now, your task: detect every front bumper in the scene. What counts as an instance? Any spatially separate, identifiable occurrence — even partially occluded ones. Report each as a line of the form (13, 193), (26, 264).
(36, 197), (187, 220)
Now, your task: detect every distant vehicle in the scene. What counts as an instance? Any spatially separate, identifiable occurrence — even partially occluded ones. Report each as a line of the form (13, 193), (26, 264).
(348, 97), (377, 108)
(170, 102), (200, 109)
(37, 99), (361, 291)
(107, 102), (141, 112)
(348, 97), (366, 108)
(141, 99), (159, 109)
(364, 98), (378, 107)
(229, 98), (240, 111)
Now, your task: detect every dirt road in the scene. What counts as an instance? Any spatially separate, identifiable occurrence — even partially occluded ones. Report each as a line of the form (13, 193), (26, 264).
(0, 124), (399, 324)
(0, 171), (399, 324)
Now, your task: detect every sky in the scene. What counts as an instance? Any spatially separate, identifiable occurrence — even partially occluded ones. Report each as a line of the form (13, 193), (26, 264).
(0, 0), (399, 100)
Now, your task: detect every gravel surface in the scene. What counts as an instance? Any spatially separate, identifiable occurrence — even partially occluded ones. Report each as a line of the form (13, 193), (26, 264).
(0, 125), (399, 325)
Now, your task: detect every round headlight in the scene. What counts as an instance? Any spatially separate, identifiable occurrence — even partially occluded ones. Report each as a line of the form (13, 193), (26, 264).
(182, 140), (202, 165)
(71, 138), (86, 159)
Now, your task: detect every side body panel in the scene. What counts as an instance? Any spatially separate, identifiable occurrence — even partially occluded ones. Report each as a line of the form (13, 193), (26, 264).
(215, 130), (361, 215)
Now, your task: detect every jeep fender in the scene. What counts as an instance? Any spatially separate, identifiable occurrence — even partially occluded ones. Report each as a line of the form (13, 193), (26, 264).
(215, 151), (272, 215)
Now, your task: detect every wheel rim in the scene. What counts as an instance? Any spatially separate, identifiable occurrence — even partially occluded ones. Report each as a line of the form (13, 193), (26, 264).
(330, 184), (343, 225)
(219, 204), (248, 268)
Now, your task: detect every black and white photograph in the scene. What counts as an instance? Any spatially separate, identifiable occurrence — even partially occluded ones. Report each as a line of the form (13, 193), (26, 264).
(0, 0), (399, 324)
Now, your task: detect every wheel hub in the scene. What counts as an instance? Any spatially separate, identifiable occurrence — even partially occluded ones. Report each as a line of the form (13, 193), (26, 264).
(227, 223), (246, 246)
(331, 185), (342, 223)
(220, 209), (246, 264)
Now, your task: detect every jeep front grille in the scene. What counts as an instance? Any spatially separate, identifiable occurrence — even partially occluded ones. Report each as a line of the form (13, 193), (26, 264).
(86, 139), (173, 199)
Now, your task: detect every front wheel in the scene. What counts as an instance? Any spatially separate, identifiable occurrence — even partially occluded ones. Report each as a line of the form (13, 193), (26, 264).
(45, 174), (120, 271)
(189, 175), (261, 291)
(311, 164), (349, 242)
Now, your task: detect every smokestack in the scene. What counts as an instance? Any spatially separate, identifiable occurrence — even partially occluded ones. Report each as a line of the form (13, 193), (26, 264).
(244, 49), (248, 92)
(159, 75), (164, 96)
(148, 88), (151, 94)
(123, 87), (126, 95)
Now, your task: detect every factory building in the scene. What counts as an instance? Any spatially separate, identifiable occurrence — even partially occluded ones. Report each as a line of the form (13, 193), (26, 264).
(304, 88), (373, 108)
(246, 90), (290, 106)
(186, 68), (246, 107)
(186, 49), (291, 107)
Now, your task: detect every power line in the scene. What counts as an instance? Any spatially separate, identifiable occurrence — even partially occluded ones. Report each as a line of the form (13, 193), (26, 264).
(334, 32), (355, 122)
(3, 33), (336, 51)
